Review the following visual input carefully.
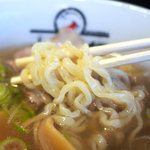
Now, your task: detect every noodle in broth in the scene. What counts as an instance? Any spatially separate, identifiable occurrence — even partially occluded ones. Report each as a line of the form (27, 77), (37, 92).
(1, 41), (150, 150)
(16, 41), (145, 150)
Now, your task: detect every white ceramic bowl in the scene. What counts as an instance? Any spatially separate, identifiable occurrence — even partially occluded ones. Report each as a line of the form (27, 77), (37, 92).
(0, 0), (150, 50)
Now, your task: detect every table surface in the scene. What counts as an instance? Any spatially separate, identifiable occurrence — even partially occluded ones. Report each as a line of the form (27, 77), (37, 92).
(116, 0), (150, 9)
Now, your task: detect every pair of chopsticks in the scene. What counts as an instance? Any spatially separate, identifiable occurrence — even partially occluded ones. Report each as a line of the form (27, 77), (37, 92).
(11, 38), (150, 85)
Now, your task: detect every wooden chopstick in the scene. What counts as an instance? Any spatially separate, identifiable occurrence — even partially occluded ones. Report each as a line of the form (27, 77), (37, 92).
(11, 76), (22, 85)
(15, 38), (150, 68)
(99, 50), (150, 68)
(90, 38), (150, 55)
(15, 56), (34, 68)
(11, 50), (150, 85)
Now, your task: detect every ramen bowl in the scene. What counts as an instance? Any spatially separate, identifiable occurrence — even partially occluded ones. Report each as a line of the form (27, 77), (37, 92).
(0, 0), (150, 50)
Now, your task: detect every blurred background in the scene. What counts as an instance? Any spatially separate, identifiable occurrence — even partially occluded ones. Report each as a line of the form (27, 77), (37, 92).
(117, 0), (150, 9)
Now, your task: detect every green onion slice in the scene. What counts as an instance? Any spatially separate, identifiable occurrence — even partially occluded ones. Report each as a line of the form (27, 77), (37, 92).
(14, 124), (27, 134)
(146, 108), (150, 119)
(0, 63), (13, 81)
(63, 134), (69, 140)
(0, 83), (10, 102)
(0, 64), (5, 79)
(0, 137), (27, 150)
(13, 102), (35, 123)
(0, 63), (35, 133)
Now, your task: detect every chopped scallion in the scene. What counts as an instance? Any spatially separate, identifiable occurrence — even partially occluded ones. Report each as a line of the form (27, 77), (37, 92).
(0, 137), (27, 150)
(0, 63), (35, 133)
(63, 134), (69, 140)
(146, 108), (150, 119)
(0, 83), (10, 102)
(14, 124), (27, 134)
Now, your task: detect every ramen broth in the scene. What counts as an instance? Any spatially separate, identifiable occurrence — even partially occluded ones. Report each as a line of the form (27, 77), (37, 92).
(0, 49), (150, 150)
